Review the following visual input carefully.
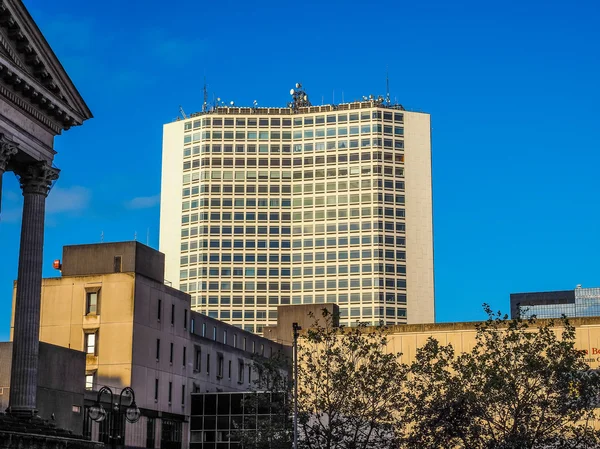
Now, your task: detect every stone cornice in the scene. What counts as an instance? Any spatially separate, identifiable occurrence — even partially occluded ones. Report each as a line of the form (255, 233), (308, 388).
(15, 160), (59, 196)
(0, 0), (92, 130)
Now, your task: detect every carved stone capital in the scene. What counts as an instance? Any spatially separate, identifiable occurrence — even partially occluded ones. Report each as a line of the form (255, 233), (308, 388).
(16, 161), (60, 196)
(0, 134), (19, 171)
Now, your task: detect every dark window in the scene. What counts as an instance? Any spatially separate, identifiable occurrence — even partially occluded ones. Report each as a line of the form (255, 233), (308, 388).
(86, 292), (98, 315)
(184, 309), (188, 329)
(168, 381), (172, 403)
(146, 417), (155, 448)
(183, 347), (187, 367)
(206, 353), (210, 375)
(170, 343), (174, 364)
(181, 385), (186, 406)
(156, 339), (160, 360)
(195, 348), (201, 371)
(171, 304), (175, 325)
(154, 378), (159, 401)
(157, 299), (162, 320)
(114, 256), (122, 273)
(161, 419), (182, 449)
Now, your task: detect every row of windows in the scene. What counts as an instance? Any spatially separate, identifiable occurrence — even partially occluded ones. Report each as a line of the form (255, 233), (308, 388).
(180, 235), (405, 258)
(182, 208), (405, 233)
(181, 179), (405, 197)
(189, 291), (407, 307)
(182, 165), (403, 184)
(183, 137), (404, 156)
(182, 262), (407, 277)
(183, 125), (405, 143)
(181, 220), (406, 241)
(182, 194), (403, 212)
(181, 277), (407, 291)
(179, 248), (406, 267)
(184, 111), (404, 130)
(183, 150), (404, 170)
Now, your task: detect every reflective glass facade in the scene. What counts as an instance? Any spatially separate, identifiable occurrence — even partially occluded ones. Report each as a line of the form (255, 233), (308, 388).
(518, 287), (600, 319)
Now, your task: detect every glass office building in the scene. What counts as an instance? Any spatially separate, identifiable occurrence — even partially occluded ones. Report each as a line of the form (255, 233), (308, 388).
(511, 287), (600, 319)
(160, 91), (434, 333)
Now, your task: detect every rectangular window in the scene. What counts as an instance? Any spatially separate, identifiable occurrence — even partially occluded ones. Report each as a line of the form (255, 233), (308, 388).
(170, 343), (174, 364)
(85, 373), (95, 390)
(194, 348), (201, 371)
(168, 381), (172, 404)
(228, 360), (232, 379)
(181, 385), (186, 406)
(171, 304), (175, 325)
(184, 309), (188, 329)
(85, 333), (96, 355)
(156, 339), (160, 360)
(223, 330), (227, 345)
(154, 378), (159, 401)
(202, 323), (206, 337)
(157, 299), (162, 321)
(217, 354), (224, 378)
(183, 347), (187, 367)
(86, 292), (98, 315)
(233, 334), (238, 348)
(206, 353), (211, 375)
(114, 256), (122, 273)
(146, 417), (155, 449)
(238, 360), (244, 383)
(213, 327), (217, 341)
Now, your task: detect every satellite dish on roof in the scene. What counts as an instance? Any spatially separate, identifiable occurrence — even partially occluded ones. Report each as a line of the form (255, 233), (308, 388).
(296, 83), (300, 88)
(290, 88), (295, 95)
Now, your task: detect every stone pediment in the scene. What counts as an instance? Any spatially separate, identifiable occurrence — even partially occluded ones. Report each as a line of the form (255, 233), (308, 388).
(0, 0), (92, 134)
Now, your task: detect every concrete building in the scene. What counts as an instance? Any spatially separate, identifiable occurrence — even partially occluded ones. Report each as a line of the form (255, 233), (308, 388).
(0, 0), (92, 422)
(13, 242), (286, 448)
(0, 342), (86, 434)
(511, 286), (600, 319)
(160, 86), (434, 333)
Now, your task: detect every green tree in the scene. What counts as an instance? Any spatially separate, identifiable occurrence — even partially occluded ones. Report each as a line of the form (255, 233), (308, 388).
(297, 309), (407, 449)
(236, 351), (294, 449)
(402, 305), (600, 449)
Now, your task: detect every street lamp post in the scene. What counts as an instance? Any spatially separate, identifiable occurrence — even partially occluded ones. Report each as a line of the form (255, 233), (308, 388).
(292, 322), (302, 449)
(88, 386), (141, 449)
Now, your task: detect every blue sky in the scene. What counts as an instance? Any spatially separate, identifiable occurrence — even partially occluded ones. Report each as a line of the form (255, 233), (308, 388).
(0, 0), (598, 340)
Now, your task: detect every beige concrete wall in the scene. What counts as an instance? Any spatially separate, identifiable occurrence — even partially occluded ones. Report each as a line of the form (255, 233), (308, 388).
(159, 120), (185, 289)
(384, 319), (600, 370)
(16, 273), (137, 389)
(403, 112), (434, 324)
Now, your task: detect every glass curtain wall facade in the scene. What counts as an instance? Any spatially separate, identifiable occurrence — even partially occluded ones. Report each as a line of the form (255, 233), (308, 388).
(160, 101), (434, 333)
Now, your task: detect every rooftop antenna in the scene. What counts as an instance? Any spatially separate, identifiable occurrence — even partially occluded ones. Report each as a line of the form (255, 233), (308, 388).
(288, 83), (311, 111)
(386, 66), (391, 105)
(100, 231), (104, 243)
(179, 105), (187, 119)
(202, 77), (208, 113)
(341, 91), (344, 103)
(134, 231), (137, 241)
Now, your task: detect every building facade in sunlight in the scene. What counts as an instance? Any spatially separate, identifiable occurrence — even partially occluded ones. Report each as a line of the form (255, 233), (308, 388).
(160, 88), (434, 333)
(12, 242), (285, 448)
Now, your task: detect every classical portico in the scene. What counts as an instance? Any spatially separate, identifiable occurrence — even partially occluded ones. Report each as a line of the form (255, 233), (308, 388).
(0, 0), (92, 418)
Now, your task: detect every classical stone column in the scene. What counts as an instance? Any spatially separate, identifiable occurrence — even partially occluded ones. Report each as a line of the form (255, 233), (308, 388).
(8, 161), (59, 417)
(0, 135), (18, 216)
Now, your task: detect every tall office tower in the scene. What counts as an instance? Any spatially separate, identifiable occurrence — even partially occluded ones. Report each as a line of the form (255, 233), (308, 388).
(160, 86), (434, 334)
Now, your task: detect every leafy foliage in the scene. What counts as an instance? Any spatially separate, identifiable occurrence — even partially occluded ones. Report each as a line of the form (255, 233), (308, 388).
(297, 309), (407, 449)
(402, 305), (600, 449)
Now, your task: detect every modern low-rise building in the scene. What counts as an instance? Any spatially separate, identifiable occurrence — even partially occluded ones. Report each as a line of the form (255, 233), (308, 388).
(11, 241), (286, 448)
(160, 86), (435, 333)
(510, 286), (600, 319)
